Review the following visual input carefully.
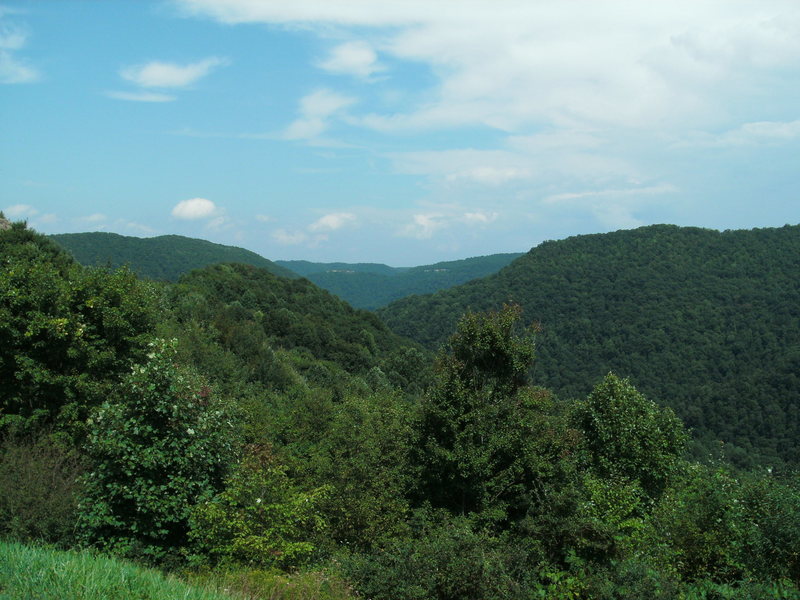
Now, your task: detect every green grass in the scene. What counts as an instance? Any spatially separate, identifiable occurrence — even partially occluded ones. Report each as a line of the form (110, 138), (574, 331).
(0, 541), (355, 600)
(0, 540), (234, 600)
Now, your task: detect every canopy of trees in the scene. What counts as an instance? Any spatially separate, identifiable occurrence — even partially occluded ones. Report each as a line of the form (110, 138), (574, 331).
(380, 224), (800, 469)
(3, 219), (799, 599)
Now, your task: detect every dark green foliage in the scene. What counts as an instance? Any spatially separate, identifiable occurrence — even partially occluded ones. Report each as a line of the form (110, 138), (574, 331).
(418, 305), (578, 521)
(572, 373), (688, 496)
(306, 391), (418, 549)
(738, 472), (800, 582)
(172, 262), (428, 380)
(1, 224), (158, 439)
(340, 511), (527, 600)
(0, 435), (85, 546)
(278, 254), (523, 309)
(380, 224), (800, 468)
(50, 232), (297, 281)
(78, 339), (238, 563)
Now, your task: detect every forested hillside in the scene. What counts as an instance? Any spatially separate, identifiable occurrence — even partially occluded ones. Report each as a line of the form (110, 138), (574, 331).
(380, 224), (800, 469)
(3, 218), (800, 599)
(277, 254), (523, 309)
(50, 232), (297, 281)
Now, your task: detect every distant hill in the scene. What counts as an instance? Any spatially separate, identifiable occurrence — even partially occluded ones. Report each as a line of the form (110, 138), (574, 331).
(276, 254), (524, 309)
(379, 224), (800, 469)
(49, 232), (297, 281)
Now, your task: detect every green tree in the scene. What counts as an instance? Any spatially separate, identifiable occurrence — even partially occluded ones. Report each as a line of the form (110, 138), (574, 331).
(572, 374), (688, 497)
(0, 223), (157, 439)
(418, 305), (568, 519)
(78, 339), (238, 564)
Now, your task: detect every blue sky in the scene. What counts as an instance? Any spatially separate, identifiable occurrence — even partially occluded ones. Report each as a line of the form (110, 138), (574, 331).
(2, 1), (799, 265)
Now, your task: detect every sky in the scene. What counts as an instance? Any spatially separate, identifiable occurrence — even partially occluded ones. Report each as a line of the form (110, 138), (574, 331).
(1, 0), (799, 266)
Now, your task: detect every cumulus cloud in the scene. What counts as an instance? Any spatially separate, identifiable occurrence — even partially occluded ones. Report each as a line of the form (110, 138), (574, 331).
(255, 214), (272, 223)
(308, 212), (356, 232)
(120, 57), (227, 88)
(318, 41), (383, 78)
(284, 88), (357, 141)
(172, 197), (217, 220)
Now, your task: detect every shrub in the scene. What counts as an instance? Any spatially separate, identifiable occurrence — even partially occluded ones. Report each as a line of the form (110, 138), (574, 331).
(77, 339), (238, 564)
(189, 444), (327, 569)
(0, 434), (84, 546)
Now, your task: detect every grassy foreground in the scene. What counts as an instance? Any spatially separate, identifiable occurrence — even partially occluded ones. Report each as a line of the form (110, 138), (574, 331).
(0, 541), (355, 600)
(0, 540), (232, 600)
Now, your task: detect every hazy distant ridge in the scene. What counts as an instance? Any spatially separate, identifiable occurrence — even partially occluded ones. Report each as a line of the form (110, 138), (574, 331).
(277, 253), (524, 309)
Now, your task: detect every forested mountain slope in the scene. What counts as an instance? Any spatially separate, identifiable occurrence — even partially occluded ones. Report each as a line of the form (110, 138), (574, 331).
(276, 254), (523, 309)
(379, 224), (800, 468)
(171, 262), (428, 384)
(50, 232), (297, 281)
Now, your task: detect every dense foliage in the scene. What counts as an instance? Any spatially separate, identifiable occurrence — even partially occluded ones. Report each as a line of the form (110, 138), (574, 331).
(380, 224), (800, 469)
(78, 339), (238, 563)
(1, 224), (158, 440)
(50, 232), (297, 281)
(3, 219), (800, 599)
(277, 254), (523, 309)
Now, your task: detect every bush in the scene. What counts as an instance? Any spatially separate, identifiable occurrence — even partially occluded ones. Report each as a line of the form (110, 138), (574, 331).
(0, 434), (85, 546)
(77, 339), (238, 564)
(341, 511), (526, 600)
(189, 444), (328, 569)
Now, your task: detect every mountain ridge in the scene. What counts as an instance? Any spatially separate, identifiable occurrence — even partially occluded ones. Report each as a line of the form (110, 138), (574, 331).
(379, 223), (800, 469)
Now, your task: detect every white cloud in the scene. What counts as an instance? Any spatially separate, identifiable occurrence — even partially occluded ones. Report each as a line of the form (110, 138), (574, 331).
(272, 228), (308, 245)
(206, 215), (228, 230)
(0, 24), (27, 50)
(0, 23), (38, 83)
(120, 220), (156, 234)
(172, 197), (217, 219)
(447, 166), (531, 186)
(255, 214), (272, 223)
(680, 119), (800, 147)
(318, 41), (383, 78)
(36, 213), (58, 224)
(544, 184), (679, 204)
(308, 212), (356, 232)
(543, 184), (678, 230)
(463, 211), (498, 225)
(105, 90), (176, 102)
(120, 57), (227, 88)
(398, 213), (446, 239)
(3, 203), (37, 218)
(178, 1), (800, 134)
(283, 88), (356, 141)
(389, 141), (637, 188)
(82, 213), (107, 223)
